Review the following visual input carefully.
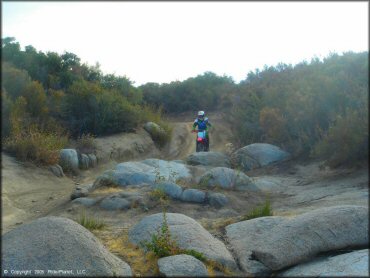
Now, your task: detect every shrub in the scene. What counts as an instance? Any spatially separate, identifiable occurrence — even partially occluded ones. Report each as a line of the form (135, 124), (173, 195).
(5, 97), (68, 165)
(77, 210), (106, 230)
(4, 123), (68, 166)
(1, 62), (31, 100)
(312, 108), (368, 168)
(241, 199), (273, 220)
(149, 188), (168, 202)
(259, 107), (287, 143)
(1, 90), (13, 139)
(75, 133), (97, 154)
(141, 212), (205, 260)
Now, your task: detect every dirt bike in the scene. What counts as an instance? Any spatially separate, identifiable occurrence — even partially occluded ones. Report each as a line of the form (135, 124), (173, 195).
(192, 130), (209, 152)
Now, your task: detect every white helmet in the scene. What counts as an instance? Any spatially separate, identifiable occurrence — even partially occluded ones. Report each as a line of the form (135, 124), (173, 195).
(198, 111), (205, 117)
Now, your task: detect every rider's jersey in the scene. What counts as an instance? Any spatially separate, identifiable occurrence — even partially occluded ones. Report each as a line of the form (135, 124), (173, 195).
(193, 117), (211, 131)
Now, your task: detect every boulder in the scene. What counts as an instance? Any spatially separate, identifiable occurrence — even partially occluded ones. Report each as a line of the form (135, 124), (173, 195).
(180, 189), (206, 203)
(141, 158), (192, 181)
(158, 254), (208, 277)
(49, 164), (64, 177)
(207, 192), (228, 208)
(59, 149), (79, 173)
(199, 167), (258, 191)
(87, 154), (97, 168)
(129, 213), (237, 271)
(143, 122), (166, 140)
(70, 184), (93, 200)
(79, 153), (90, 170)
(2, 216), (132, 276)
(152, 182), (183, 200)
(253, 177), (283, 192)
(251, 205), (368, 271)
(94, 159), (192, 188)
(231, 143), (290, 171)
(225, 216), (287, 276)
(72, 197), (97, 207)
(278, 249), (369, 277)
(186, 152), (231, 168)
(100, 195), (131, 211)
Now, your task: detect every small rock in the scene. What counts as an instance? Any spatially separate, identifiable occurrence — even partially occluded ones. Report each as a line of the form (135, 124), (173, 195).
(72, 197), (97, 207)
(158, 254), (208, 277)
(79, 153), (90, 170)
(180, 189), (206, 203)
(207, 192), (228, 208)
(49, 164), (64, 177)
(100, 196), (131, 211)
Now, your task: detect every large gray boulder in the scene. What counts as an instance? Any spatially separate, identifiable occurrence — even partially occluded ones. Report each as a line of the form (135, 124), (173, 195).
(158, 254), (209, 277)
(225, 216), (287, 276)
(278, 249), (369, 277)
(2, 216), (132, 276)
(199, 167), (258, 191)
(141, 159), (192, 181)
(186, 152), (231, 168)
(94, 159), (192, 188)
(59, 149), (79, 173)
(251, 205), (368, 271)
(129, 213), (237, 271)
(231, 143), (290, 171)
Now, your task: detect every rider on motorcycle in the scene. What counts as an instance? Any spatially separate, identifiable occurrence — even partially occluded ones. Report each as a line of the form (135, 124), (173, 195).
(192, 111), (212, 151)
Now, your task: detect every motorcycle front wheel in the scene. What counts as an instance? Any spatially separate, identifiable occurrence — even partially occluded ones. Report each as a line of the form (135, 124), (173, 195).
(196, 142), (205, 152)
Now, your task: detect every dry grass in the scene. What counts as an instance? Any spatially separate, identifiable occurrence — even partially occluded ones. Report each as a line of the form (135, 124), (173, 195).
(95, 228), (160, 276)
(77, 210), (106, 231)
(93, 186), (124, 195)
(200, 217), (240, 234)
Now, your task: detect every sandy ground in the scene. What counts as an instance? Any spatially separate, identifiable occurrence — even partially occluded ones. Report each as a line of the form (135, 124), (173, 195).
(2, 112), (368, 253)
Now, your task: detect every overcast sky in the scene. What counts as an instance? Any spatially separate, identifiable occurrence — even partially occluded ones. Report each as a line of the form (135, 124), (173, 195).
(2, 1), (368, 85)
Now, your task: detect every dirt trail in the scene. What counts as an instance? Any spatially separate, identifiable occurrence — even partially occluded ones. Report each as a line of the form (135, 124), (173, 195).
(163, 112), (233, 160)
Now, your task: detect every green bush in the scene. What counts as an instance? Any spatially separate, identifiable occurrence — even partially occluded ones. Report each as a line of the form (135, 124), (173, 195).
(61, 80), (141, 136)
